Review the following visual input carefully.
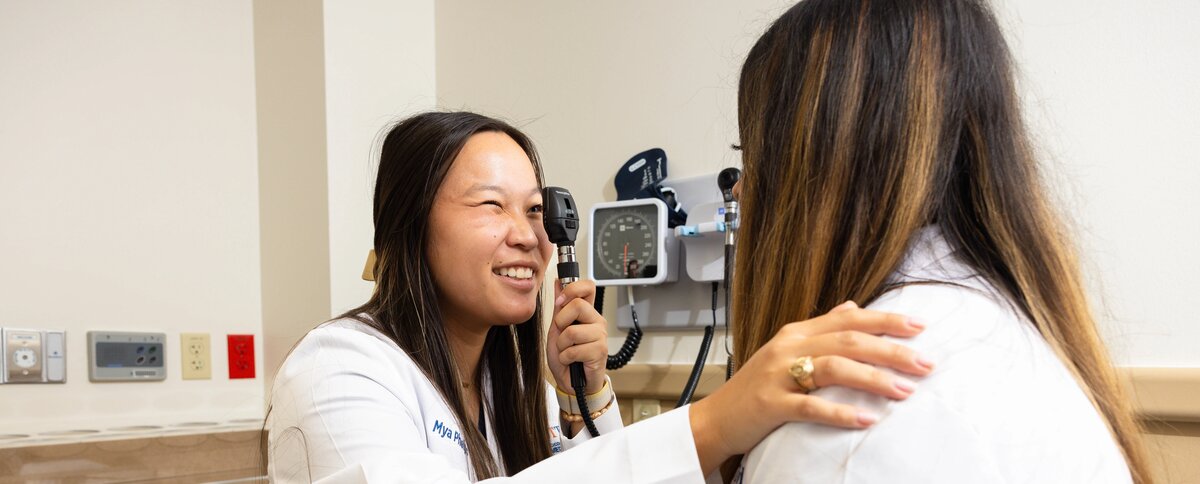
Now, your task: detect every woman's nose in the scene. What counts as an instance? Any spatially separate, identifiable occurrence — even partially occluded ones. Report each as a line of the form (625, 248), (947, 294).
(508, 214), (540, 249)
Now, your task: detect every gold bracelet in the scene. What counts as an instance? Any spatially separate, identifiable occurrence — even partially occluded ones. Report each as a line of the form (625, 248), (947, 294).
(560, 395), (615, 423)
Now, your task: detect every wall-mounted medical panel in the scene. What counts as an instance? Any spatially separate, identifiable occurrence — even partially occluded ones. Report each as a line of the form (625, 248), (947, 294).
(87, 331), (166, 382)
(1, 328), (66, 384)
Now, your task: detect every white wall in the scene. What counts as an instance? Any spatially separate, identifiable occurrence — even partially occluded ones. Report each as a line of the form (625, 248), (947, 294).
(994, 0), (1200, 367)
(324, 0), (437, 316)
(0, 1), (263, 433)
(436, 1), (1200, 367)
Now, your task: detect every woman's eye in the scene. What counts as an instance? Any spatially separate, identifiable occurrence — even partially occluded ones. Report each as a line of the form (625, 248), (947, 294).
(529, 204), (544, 214)
(482, 200), (503, 208)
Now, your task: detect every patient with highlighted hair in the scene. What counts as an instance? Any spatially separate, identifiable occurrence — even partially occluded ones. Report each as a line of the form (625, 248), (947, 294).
(725, 0), (1148, 482)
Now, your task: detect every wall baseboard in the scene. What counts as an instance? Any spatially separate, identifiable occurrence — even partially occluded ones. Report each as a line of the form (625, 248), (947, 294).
(611, 364), (1200, 421)
(1123, 367), (1200, 422)
(0, 430), (264, 482)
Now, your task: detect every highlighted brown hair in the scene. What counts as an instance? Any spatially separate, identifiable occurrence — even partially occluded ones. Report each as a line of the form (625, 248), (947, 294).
(733, 1), (1149, 481)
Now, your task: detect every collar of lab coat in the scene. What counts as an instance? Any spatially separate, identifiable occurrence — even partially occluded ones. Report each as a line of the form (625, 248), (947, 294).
(888, 226), (1002, 301)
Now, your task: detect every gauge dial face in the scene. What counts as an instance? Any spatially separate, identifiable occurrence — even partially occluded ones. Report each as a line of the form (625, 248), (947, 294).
(592, 203), (660, 280)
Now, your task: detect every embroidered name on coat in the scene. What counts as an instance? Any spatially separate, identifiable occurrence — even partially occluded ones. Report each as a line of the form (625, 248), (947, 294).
(431, 420), (466, 452)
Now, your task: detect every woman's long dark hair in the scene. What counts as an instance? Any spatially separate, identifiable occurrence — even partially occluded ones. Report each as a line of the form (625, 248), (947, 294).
(732, 1), (1149, 482)
(341, 111), (551, 478)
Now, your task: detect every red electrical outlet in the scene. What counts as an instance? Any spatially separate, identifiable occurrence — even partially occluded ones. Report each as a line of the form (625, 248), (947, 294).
(227, 334), (255, 379)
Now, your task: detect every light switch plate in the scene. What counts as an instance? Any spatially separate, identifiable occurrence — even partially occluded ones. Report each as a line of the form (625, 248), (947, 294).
(44, 331), (65, 383)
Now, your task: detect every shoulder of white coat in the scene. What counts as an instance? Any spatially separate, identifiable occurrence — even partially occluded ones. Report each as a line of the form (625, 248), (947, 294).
(866, 281), (1019, 354)
(743, 390), (1005, 484)
(271, 317), (427, 404)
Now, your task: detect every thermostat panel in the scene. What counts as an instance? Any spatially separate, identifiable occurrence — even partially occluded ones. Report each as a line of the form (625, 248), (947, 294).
(88, 331), (166, 381)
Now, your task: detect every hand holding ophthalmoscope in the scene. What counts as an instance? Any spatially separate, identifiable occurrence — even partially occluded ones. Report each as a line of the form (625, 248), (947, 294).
(542, 186), (610, 437)
(548, 279), (608, 395)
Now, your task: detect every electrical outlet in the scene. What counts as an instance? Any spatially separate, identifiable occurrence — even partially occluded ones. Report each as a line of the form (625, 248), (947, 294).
(226, 334), (255, 379)
(180, 333), (211, 380)
(631, 399), (662, 422)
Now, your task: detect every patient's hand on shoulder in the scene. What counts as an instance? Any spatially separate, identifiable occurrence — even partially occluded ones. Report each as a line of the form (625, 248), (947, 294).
(690, 301), (933, 475)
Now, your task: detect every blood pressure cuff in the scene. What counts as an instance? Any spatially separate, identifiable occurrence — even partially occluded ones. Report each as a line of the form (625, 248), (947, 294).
(614, 147), (687, 228)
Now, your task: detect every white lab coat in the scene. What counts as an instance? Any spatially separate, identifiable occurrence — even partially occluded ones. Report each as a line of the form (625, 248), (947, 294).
(267, 318), (704, 483)
(738, 227), (1132, 483)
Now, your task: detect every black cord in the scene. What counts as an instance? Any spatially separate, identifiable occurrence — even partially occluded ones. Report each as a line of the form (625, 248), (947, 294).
(676, 283), (718, 407)
(724, 244), (735, 380)
(572, 372), (599, 437)
(570, 291), (599, 438)
(600, 286), (643, 370)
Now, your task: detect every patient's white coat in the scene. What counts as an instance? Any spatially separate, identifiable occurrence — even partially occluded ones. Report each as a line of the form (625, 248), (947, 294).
(740, 227), (1131, 484)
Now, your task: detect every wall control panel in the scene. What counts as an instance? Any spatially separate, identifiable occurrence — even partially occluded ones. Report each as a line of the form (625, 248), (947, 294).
(87, 331), (166, 382)
(1, 328), (66, 384)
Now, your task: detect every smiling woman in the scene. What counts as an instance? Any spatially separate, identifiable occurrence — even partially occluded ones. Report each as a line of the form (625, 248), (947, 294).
(268, 113), (583, 481)
(265, 111), (938, 483)
(426, 131), (552, 334)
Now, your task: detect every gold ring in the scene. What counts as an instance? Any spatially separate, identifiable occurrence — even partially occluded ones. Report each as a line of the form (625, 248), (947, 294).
(789, 356), (817, 393)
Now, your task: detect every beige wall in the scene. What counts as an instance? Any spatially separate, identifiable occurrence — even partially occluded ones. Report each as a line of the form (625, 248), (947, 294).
(253, 0), (332, 395)
(0, 0), (438, 438)
(324, 0), (437, 316)
(255, 0), (439, 392)
(435, 1), (1200, 368)
(0, 1), (263, 433)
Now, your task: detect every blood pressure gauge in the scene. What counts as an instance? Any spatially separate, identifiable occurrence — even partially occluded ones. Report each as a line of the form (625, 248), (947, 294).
(588, 199), (678, 286)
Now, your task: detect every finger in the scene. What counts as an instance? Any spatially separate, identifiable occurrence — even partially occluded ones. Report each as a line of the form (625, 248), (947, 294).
(811, 356), (916, 400)
(554, 279), (597, 309)
(553, 278), (563, 309)
(557, 323), (606, 354)
(787, 394), (878, 429)
(552, 298), (605, 332)
(828, 300), (858, 314)
(792, 308), (924, 339)
(558, 338), (608, 369)
(801, 331), (934, 376)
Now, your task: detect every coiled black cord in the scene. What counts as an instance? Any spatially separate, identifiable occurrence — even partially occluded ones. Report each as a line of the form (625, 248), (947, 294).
(596, 286), (643, 370)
